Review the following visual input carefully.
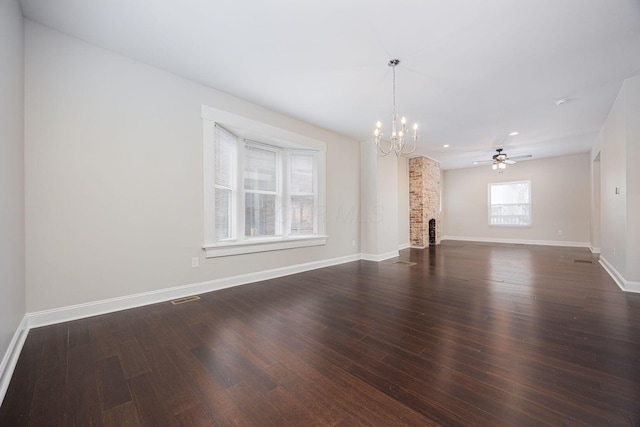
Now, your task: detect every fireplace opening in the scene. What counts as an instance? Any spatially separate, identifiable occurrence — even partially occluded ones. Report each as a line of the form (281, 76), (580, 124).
(428, 218), (436, 246)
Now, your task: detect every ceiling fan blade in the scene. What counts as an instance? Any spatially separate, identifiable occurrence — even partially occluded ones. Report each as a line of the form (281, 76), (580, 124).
(505, 159), (517, 164)
(508, 154), (532, 161)
(472, 160), (493, 165)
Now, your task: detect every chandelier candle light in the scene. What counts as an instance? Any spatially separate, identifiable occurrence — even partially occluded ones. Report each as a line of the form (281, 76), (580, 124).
(373, 59), (418, 157)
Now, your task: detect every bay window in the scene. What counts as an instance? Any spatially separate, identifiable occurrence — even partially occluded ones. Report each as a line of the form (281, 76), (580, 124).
(202, 106), (326, 257)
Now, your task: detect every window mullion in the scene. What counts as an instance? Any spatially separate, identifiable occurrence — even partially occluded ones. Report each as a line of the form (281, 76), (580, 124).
(236, 138), (245, 241)
(273, 147), (282, 237)
(313, 152), (318, 233)
(282, 150), (290, 237)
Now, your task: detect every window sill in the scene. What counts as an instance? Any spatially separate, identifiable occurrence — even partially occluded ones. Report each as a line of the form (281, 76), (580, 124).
(204, 235), (328, 258)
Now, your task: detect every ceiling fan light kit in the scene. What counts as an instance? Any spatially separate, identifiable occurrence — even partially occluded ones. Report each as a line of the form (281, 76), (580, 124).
(493, 148), (508, 171)
(373, 59), (418, 157)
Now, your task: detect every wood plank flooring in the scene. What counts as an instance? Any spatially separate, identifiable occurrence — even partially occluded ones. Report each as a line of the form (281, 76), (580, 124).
(2, 242), (640, 426)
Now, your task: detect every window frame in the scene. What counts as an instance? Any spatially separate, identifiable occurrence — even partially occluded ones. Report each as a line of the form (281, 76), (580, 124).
(213, 125), (237, 242)
(242, 140), (282, 238)
(287, 149), (319, 236)
(487, 180), (532, 227)
(202, 105), (327, 258)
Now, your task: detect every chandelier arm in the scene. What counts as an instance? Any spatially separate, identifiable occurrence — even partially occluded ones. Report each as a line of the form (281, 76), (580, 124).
(402, 139), (418, 156)
(376, 138), (393, 156)
(394, 139), (404, 157)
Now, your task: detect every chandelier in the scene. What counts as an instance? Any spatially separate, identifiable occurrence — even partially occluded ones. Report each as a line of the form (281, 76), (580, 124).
(373, 59), (418, 157)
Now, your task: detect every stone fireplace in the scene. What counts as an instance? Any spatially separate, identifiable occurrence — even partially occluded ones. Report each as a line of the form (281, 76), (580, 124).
(409, 157), (441, 247)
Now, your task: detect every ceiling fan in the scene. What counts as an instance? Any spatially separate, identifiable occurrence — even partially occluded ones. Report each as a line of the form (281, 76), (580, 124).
(473, 148), (532, 171)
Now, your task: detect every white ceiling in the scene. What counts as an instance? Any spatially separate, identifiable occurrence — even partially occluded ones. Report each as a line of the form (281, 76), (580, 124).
(19, 0), (640, 169)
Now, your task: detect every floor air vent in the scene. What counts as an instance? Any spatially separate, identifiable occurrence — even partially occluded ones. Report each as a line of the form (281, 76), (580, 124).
(573, 259), (593, 264)
(170, 295), (201, 305)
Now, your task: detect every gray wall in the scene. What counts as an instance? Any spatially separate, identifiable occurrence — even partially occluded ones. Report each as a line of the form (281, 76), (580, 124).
(598, 83), (627, 279)
(627, 77), (640, 282)
(597, 73), (640, 285)
(360, 141), (398, 259)
(25, 21), (361, 312)
(0, 0), (26, 369)
(590, 155), (601, 251)
(442, 153), (591, 245)
(397, 156), (410, 248)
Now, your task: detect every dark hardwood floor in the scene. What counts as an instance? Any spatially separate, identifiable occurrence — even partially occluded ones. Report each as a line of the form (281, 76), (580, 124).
(2, 241), (640, 426)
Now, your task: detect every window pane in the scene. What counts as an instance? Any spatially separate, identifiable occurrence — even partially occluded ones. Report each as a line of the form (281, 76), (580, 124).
(290, 154), (314, 194)
(245, 193), (277, 237)
(215, 189), (231, 240)
(290, 195), (314, 235)
(244, 145), (277, 191)
(491, 182), (529, 205)
(215, 126), (235, 187)
(489, 181), (531, 226)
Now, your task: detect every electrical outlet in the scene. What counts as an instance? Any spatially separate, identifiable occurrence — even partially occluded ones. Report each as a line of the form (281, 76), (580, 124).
(352, 240), (356, 247)
(558, 230), (563, 236)
(191, 257), (199, 268)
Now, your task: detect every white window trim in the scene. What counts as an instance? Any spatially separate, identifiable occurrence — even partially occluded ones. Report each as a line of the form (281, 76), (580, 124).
(202, 105), (327, 258)
(488, 180), (532, 227)
(204, 235), (328, 257)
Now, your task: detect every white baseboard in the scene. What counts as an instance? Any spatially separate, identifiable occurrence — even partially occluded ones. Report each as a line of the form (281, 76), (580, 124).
(441, 235), (590, 248)
(398, 242), (410, 251)
(628, 281), (640, 293)
(0, 315), (29, 406)
(599, 256), (640, 293)
(27, 253), (361, 329)
(590, 246), (601, 254)
(361, 250), (399, 262)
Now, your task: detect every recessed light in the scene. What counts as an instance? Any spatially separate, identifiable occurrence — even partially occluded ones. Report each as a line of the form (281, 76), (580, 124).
(509, 131), (519, 136)
(443, 144), (450, 148)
